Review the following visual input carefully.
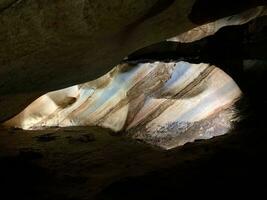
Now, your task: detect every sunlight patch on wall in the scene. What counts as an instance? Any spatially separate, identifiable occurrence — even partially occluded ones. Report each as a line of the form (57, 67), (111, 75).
(5, 61), (242, 149)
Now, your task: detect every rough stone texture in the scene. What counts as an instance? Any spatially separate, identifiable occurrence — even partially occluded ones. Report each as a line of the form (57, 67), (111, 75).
(0, 2), (266, 198)
(5, 61), (241, 149)
(168, 6), (267, 42)
(0, 0), (264, 122)
(0, 0), (196, 121)
(0, 97), (266, 199)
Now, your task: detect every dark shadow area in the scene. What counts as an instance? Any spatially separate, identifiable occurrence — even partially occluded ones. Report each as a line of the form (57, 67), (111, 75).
(189, 0), (266, 24)
(0, 13), (267, 200)
(97, 90), (267, 199)
(97, 15), (267, 199)
(126, 16), (267, 90)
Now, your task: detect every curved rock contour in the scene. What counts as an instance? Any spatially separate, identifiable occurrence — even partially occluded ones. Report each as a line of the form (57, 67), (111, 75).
(0, 1), (264, 121)
(6, 61), (242, 149)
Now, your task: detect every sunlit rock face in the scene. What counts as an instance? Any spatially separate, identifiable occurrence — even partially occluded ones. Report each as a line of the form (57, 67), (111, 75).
(0, 1), (264, 122)
(168, 6), (267, 43)
(5, 62), (242, 149)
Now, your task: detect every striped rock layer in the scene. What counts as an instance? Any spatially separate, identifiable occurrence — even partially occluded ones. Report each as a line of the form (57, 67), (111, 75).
(168, 6), (267, 43)
(5, 62), (242, 149)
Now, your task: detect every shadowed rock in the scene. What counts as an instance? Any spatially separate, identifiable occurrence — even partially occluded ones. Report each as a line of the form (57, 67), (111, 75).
(0, 1), (264, 121)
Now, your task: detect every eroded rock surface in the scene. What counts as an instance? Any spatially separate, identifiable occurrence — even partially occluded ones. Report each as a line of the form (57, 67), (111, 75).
(168, 6), (267, 43)
(0, 1), (264, 122)
(0, 0), (196, 121)
(6, 62), (242, 149)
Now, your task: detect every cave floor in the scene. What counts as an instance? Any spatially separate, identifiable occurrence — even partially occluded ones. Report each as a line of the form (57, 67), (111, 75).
(0, 111), (267, 200)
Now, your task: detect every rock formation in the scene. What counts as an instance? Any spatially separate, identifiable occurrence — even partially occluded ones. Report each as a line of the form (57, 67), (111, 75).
(1, 2), (267, 199)
(0, 1), (265, 122)
(168, 6), (267, 43)
(5, 61), (242, 149)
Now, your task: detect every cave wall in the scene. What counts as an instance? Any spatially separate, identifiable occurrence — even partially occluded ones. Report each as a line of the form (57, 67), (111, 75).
(5, 61), (242, 149)
(0, 0), (265, 122)
(0, 0), (195, 121)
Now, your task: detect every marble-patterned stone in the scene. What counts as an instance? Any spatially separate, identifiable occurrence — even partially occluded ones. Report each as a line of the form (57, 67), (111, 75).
(5, 61), (242, 149)
(0, 1), (264, 122)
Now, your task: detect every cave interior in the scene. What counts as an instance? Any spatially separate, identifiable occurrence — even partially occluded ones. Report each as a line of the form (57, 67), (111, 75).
(0, 1), (267, 199)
